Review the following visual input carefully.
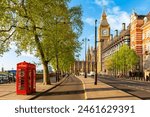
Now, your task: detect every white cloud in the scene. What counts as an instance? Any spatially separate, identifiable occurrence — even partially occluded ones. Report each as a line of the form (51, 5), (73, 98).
(95, 0), (130, 32)
(107, 6), (130, 31)
(95, 0), (112, 6)
(21, 52), (35, 58)
(85, 17), (95, 26)
(112, 6), (120, 14)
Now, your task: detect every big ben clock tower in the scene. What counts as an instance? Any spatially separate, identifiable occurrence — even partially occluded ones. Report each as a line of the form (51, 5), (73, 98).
(97, 10), (110, 73)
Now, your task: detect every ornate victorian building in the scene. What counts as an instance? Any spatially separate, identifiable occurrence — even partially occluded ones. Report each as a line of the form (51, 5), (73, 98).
(99, 11), (150, 77)
(130, 12), (150, 76)
(130, 12), (145, 71)
(72, 11), (150, 78)
(141, 13), (150, 77)
(97, 10), (130, 75)
(102, 24), (130, 75)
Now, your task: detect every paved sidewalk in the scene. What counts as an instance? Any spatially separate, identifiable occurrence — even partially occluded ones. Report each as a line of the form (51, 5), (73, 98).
(0, 77), (66, 100)
(78, 76), (140, 100)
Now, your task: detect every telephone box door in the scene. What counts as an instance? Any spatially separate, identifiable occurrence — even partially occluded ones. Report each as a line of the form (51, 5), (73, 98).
(16, 68), (27, 95)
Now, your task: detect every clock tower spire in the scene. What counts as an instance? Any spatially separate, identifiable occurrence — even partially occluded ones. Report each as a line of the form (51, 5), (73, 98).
(98, 9), (110, 40)
(100, 10), (109, 26)
(97, 9), (110, 73)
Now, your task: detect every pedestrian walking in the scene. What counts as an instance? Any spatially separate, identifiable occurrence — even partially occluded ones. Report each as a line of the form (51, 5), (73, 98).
(8, 75), (11, 83)
(129, 71), (132, 78)
(13, 73), (15, 82)
(146, 75), (149, 81)
(148, 73), (150, 81)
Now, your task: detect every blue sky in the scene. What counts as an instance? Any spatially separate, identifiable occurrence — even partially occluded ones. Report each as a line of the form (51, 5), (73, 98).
(1, 0), (150, 70)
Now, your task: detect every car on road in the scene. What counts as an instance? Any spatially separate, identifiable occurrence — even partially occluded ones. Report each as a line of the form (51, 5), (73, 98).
(0, 77), (3, 83)
(87, 71), (95, 76)
(0, 74), (8, 83)
(79, 72), (84, 76)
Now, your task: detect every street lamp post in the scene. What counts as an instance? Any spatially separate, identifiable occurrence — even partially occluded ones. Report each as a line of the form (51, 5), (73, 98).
(82, 38), (90, 78)
(94, 20), (98, 85)
(94, 19), (104, 85)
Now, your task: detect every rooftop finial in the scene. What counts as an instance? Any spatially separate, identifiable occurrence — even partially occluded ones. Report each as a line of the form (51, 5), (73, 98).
(102, 4), (107, 18)
(100, 5), (109, 26)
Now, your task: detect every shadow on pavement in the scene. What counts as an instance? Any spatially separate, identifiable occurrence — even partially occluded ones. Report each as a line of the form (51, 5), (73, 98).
(119, 88), (136, 92)
(85, 87), (118, 92)
(0, 92), (15, 97)
(60, 83), (83, 86)
(40, 90), (85, 96)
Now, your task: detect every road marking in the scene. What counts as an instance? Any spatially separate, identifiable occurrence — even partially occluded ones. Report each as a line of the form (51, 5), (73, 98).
(77, 76), (87, 100)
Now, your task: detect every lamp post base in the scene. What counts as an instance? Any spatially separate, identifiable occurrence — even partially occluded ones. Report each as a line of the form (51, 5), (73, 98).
(84, 73), (87, 78)
(94, 82), (97, 85)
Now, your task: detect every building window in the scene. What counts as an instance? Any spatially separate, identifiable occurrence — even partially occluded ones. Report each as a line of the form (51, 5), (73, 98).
(146, 30), (150, 38)
(148, 30), (150, 38)
(142, 33), (145, 40)
(144, 43), (150, 55)
(148, 43), (150, 51)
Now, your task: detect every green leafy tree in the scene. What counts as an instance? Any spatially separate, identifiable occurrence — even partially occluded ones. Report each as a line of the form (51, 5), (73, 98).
(105, 56), (113, 71)
(105, 44), (139, 76)
(0, 0), (83, 85)
(49, 5), (83, 81)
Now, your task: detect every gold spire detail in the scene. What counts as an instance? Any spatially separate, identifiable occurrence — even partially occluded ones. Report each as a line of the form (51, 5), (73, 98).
(100, 9), (109, 26)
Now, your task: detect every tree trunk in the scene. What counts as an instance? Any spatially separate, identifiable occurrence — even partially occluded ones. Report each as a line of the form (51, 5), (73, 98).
(34, 33), (50, 85)
(56, 53), (60, 82)
(43, 61), (51, 85)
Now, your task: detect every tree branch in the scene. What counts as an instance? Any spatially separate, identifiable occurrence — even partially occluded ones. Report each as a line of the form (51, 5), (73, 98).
(1, 30), (16, 44)
(35, 26), (43, 30)
(0, 25), (15, 33)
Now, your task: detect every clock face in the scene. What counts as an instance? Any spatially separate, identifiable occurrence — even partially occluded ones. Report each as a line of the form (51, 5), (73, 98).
(102, 29), (108, 36)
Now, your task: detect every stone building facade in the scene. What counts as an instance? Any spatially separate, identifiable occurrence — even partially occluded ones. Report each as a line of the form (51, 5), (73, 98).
(102, 24), (130, 75)
(130, 12), (145, 71)
(72, 11), (150, 78)
(96, 10), (150, 78)
(72, 46), (95, 75)
(87, 46), (95, 73)
(130, 12), (150, 77)
(97, 10), (130, 75)
(142, 13), (150, 77)
(70, 60), (85, 75)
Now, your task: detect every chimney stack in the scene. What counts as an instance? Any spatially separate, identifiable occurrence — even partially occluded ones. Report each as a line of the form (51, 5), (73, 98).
(115, 30), (118, 36)
(122, 23), (126, 30)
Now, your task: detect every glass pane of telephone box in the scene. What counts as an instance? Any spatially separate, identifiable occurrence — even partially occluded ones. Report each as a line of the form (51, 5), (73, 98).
(28, 70), (31, 90)
(19, 69), (25, 90)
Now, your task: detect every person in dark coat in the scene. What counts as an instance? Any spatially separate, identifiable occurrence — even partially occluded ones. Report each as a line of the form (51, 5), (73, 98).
(8, 75), (11, 83)
(148, 73), (150, 81)
(146, 75), (149, 81)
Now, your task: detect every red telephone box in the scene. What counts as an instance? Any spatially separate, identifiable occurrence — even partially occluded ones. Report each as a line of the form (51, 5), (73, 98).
(16, 61), (36, 95)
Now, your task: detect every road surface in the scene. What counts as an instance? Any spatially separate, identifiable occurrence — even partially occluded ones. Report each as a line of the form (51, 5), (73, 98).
(34, 75), (85, 100)
(98, 76), (150, 100)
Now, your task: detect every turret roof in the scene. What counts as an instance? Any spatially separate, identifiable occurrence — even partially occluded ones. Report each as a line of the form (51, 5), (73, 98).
(100, 10), (109, 26)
